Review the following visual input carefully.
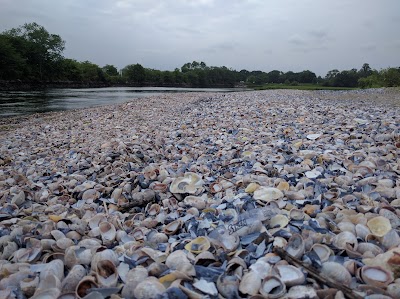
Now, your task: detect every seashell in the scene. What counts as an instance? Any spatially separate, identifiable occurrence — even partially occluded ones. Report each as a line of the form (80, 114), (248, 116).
(289, 208), (305, 221)
(51, 229), (66, 240)
(320, 262), (352, 287)
(285, 234), (305, 259)
(194, 251), (217, 266)
(286, 285), (318, 299)
(306, 133), (321, 140)
(134, 277), (166, 299)
(183, 195), (207, 210)
(61, 264), (87, 293)
(245, 182), (260, 193)
(239, 271), (261, 296)
(1, 241), (18, 260)
(166, 250), (195, 276)
(337, 221), (356, 234)
(184, 236), (211, 254)
(379, 208), (400, 228)
(12, 247), (42, 263)
(273, 236), (287, 249)
(52, 237), (75, 252)
(95, 259), (118, 287)
(121, 266), (148, 298)
(81, 189), (100, 201)
(357, 242), (384, 257)
(358, 265), (394, 288)
(332, 231), (358, 250)
(253, 187), (284, 202)
(20, 275), (39, 297)
(169, 172), (204, 194)
(343, 260), (357, 276)
(259, 275), (286, 298)
(275, 264), (305, 286)
(355, 223), (371, 241)
(216, 274), (240, 299)
(269, 214), (289, 229)
(38, 258), (63, 279)
(31, 288), (61, 299)
(208, 225), (240, 252)
(147, 262), (169, 277)
(178, 280), (205, 298)
(99, 221), (116, 245)
(65, 230), (82, 241)
(11, 190), (26, 206)
(367, 216), (392, 237)
(76, 275), (99, 299)
(91, 249), (119, 270)
(187, 207), (199, 216)
(311, 244), (333, 263)
(380, 229), (400, 249)
(387, 283), (400, 299)
(193, 278), (218, 296)
(64, 246), (93, 269)
(249, 258), (272, 279)
(145, 203), (161, 216)
(276, 181), (290, 191)
(163, 219), (182, 235)
(305, 169), (321, 179)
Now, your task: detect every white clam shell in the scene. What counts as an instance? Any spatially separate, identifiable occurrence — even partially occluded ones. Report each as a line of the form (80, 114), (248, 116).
(134, 277), (166, 299)
(321, 262), (352, 287)
(253, 187), (284, 202)
(306, 133), (321, 140)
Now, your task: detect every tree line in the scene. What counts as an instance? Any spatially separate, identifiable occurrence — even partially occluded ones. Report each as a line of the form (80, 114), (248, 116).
(1, 23), (399, 88)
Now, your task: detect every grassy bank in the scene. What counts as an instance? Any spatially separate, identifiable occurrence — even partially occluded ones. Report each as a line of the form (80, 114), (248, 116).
(250, 83), (358, 91)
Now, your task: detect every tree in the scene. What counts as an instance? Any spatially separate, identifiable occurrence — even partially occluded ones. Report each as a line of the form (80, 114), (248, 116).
(102, 64), (119, 77)
(268, 70), (283, 83)
(78, 61), (104, 82)
(60, 58), (82, 81)
(3, 22), (65, 80)
(0, 34), (26, 79)
(359, 63), (373, 78)
(122, 64), (146, 84)
(382, 67), (400, 87)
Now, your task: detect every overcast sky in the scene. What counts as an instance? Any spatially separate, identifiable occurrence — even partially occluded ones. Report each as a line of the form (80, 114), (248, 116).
(1, 0), (399, 76)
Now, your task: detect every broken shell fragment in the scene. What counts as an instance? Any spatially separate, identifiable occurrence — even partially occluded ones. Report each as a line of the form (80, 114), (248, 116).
(184, 236), (211, 254)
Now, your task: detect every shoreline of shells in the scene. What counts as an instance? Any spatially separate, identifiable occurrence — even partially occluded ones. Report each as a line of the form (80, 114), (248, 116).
(1, 88), (400, 299)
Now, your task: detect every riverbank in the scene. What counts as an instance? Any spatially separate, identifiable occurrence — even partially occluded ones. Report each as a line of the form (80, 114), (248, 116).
(1, 89), (400, 298)
(0, 80), (240, 91)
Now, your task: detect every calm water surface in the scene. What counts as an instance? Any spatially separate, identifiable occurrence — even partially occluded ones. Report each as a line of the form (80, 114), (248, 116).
(0, 87), (238, 117)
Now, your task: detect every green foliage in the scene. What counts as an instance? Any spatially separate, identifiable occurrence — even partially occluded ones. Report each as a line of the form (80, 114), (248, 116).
(0, 35), (26, 79)
(381, 68), (400, 87)
(122, 64), (146, 83)
(2, 22), (65, 80)
(102, 64), (119, 77)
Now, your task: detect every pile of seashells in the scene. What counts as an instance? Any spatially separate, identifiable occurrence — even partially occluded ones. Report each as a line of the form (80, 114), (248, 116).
(0, 89), (400, 298)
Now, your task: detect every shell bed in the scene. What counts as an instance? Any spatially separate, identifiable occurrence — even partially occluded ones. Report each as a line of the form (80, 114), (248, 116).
(0, 89), (400, 299)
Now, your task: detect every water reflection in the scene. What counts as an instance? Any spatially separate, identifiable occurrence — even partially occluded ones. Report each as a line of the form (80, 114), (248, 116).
(0, 87), (239, 117)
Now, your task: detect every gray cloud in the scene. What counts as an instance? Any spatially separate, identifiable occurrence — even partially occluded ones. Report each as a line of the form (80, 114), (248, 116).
(0, 0), (399, 75)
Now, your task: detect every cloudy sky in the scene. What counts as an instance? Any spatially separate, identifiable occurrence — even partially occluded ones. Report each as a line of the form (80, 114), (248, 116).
(1, 0), (399, 76)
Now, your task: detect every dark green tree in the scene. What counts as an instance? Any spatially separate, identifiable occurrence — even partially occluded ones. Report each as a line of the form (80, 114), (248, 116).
(0, 34), (26, 79)
(102, 64), (119, 77)
(123, 63), (146, 84)
(3, 22), (65, 80)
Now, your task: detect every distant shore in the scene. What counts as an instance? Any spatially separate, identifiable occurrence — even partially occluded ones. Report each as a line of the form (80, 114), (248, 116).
(0, 80), (241, 91)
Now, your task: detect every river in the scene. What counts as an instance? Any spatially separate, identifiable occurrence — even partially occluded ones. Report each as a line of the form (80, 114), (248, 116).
(0, 87), (240, 117)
